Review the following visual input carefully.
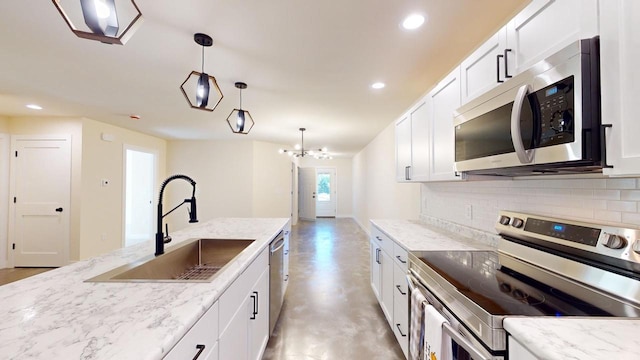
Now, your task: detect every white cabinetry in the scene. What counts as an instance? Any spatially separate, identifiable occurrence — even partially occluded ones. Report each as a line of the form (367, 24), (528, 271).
(601, 0), (640, 176)
(218, 248), (270, 360)
(460, 28), (508, 104)
(164, 302), (219, 360)
(427, 66), (463, 182)
(395, 99), (429, 182)
(461, 0), (598, 105)
(370, 223), (410, 358)
(508, 336), (539, 360)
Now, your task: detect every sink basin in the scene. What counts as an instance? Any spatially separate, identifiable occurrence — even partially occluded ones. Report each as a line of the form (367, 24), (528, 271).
(86, 238), (255, 283)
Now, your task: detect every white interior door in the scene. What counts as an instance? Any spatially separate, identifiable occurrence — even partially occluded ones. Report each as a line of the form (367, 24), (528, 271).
(298, 167), (316, 220)
(0, 134), (9, 269)
(124, 146), (156, 247)
(315, 167), (336, 217)
(10, 135), (71, 267)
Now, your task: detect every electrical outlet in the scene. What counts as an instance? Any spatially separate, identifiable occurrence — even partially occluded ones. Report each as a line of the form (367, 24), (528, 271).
(465, 204), (473, 220)
(101, 233), (107, 241)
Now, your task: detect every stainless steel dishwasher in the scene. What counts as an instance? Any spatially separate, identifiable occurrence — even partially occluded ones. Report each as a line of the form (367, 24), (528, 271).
(269, 231), (285, 334)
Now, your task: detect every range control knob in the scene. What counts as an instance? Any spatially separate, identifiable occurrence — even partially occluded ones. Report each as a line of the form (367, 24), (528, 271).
(632, 240), (640, 254)
(499, 216), (511, 226)
(512, 218), (525, 229)
(602, 233), (628, 249)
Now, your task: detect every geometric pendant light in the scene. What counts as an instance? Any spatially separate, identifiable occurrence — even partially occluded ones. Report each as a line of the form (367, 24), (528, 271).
(226, 82), (255, 135)
(51, 0), (144, 45)
(180, 33), (224, 112)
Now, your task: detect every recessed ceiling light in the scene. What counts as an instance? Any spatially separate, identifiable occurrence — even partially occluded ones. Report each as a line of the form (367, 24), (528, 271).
(402, 14), (425, 30)
(26, 104), (43, 110)
(371, 82), (386, 89)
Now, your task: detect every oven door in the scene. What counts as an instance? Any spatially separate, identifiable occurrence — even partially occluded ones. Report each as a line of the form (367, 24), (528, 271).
(407, 272), (503, 360)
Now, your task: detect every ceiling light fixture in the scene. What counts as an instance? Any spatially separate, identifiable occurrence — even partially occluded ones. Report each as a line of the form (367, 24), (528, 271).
(402, 13), (425, 30)
(52, 0), (143, 45)
(26, 104), (43, 110)
(226, 82), (255, 135)
(278, 128), (332, 159)
(180, 33), (224, 112)
(371, 82), (386, 89)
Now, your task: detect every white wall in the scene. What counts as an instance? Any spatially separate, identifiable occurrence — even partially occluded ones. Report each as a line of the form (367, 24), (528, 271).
(299, 157), (353, 217)
(80, 118), (166, 259)
(0, 125), (9, 268)
(422, 177), (640, 233)
(166, 139), (293, 232)
(252, 141), (294, 218)
(352, 121), (421, 234)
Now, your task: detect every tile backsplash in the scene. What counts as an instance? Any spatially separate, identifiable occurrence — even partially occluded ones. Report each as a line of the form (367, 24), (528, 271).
(421, 177), (640, 234)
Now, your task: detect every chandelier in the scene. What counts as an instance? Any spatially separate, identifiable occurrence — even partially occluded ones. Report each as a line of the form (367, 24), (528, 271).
(278, 128), (332, 159)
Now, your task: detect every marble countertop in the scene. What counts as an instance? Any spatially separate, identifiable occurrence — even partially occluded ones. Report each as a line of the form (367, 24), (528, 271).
(372, 218), (640, 360)
(0, 217), (289, 360)
(505, 317), (640, 360)
(370, 218), (496, 251)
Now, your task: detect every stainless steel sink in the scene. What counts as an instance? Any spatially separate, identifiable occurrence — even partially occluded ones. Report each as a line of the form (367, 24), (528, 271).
(86, 238), (255, 283)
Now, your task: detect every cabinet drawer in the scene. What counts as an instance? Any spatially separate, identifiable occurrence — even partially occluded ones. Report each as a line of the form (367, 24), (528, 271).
(164, 302), (219, 360)
(219, 247), (269, 334)
(371, 225), (394, 256)
(393, 242), (408, 270)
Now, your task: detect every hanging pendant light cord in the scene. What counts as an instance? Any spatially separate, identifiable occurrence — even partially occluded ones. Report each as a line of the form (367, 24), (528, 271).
(239, 89), (243, 110)
(201, 45), (205, 73)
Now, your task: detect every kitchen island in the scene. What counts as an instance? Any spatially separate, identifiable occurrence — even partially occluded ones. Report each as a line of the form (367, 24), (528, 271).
(0, 217), (289, 360)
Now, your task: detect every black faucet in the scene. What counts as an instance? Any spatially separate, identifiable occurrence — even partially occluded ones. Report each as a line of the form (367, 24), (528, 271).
(155, 174), (198, 256)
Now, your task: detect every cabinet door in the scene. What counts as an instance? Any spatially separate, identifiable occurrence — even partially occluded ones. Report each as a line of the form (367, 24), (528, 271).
(249, 267), (270, 360)
(428, 66), (462, 182)
(395, 114), (412, 182)
(506, 0), (598, 75)
(460, 27), (508, 104)
(601, 0), (640, 176)
(380, 249), (394, 325)
(218, 296), (250, 360)
(370, 241), (382, 301)
(392, 262), (409, 358)
(409, 99), (430, 181)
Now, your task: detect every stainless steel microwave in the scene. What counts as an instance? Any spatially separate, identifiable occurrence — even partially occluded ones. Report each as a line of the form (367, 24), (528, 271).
(453, 37), (603, 176)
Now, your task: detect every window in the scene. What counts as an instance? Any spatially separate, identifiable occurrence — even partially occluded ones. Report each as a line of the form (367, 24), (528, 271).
(317, 173), (331, 202)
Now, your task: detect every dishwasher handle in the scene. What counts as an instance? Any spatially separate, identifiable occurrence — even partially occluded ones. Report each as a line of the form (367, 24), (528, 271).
(270, 236), (285, 254)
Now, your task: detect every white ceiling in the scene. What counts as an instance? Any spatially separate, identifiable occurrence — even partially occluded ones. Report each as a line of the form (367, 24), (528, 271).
(0, 0), (528, 157)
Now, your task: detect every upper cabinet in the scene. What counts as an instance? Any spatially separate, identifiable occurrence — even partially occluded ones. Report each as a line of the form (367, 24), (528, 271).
(600, 0), (640, 176)
(461, 0), (599, 105)
(395, 100), (429, 182)
(427, 67), (463, 182)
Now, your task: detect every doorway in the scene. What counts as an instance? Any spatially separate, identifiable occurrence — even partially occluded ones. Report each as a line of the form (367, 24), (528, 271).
(123, 146), (156, 247)
(9, 135), (71, 267)
(316, 167), (337, 217)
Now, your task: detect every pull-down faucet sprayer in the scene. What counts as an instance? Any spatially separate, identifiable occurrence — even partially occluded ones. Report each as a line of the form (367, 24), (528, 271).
(155, 174), (198, 256)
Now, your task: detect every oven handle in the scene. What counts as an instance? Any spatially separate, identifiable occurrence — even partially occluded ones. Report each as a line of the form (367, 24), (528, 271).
(407, 270), (491, 360)
(511, 84), (534, 164)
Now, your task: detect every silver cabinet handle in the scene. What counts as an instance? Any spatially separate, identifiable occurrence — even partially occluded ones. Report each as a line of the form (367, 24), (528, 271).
(396, 255), (407, 264)
(192, 344), (206, 360)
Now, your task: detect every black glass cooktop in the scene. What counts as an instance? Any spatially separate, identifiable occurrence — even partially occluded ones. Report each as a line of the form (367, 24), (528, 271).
(417, 251), (620, 317)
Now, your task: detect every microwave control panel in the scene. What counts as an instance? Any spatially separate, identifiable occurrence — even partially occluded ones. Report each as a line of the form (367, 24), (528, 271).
(531, 75), (575, 147)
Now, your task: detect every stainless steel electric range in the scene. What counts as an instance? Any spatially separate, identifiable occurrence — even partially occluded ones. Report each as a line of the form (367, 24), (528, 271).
(408, 211), (640, 360)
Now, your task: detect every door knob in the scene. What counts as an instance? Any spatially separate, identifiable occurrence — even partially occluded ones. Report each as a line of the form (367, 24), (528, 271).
(55, 207), (63, 212)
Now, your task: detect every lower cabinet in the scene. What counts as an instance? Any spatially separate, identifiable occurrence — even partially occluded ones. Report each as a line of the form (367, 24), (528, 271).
(219, 248), (270, 360)
(163, 302), (219, 360)
(370, 224), (410, 358)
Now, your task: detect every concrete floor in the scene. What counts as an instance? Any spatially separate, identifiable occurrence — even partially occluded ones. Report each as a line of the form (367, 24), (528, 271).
(263, 218), (405, 360)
